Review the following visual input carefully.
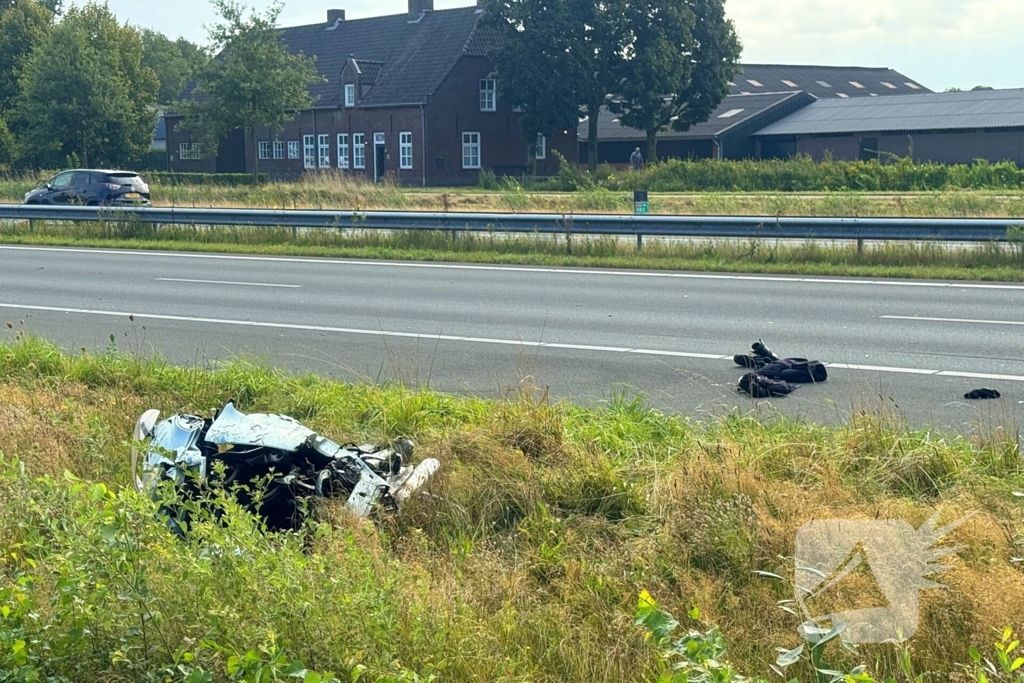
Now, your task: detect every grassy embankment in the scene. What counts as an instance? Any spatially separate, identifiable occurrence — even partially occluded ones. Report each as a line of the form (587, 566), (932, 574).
(0, 336), (1022, 682)
(2, 172), (1024, 281)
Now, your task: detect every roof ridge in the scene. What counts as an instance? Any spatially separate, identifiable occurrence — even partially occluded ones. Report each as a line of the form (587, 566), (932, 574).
(812, 87), (1024, 104)
(741, 63), (901, 71)
(282, 5), (479, 31)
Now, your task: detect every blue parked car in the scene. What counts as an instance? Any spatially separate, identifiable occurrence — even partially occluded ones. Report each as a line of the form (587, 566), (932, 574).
(24, 169), (151, 206)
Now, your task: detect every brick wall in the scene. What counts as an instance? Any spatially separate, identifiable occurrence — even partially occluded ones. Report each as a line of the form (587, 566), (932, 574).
(425, 56), (578, 185)
(242, 107), (427, 184)
(165, 117), (218, 174)
(168, 55), (581, 185)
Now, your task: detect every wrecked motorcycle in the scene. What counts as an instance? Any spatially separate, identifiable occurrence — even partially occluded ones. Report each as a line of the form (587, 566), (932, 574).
(130, 401), (440, 532)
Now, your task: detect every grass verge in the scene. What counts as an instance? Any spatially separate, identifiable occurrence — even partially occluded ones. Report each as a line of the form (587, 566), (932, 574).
(3, 220), (1024, 281)
(0, 337), (1022, 682)
(3, 172), (1024, 217)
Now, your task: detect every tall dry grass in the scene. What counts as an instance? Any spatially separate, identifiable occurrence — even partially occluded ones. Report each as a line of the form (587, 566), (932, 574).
(0, 337), (1021, 681)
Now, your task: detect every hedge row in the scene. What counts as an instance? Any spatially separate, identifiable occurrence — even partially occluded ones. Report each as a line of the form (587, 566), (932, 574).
(145, 172), (270, 186)
(601, 156), (1024, 193)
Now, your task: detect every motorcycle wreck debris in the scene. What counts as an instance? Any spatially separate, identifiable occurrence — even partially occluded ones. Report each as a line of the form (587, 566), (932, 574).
(130, 401), (440, 532)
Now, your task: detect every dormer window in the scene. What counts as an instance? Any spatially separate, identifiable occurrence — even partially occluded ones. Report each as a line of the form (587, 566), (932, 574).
(480, 79), (496, 112)
(345, 84), (356, 107)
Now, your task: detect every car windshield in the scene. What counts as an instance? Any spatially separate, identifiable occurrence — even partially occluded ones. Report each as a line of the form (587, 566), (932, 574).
(104, 173), (141, 186)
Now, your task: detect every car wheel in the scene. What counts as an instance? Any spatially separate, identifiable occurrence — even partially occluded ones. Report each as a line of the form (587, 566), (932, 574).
(86, 199), (100, 207)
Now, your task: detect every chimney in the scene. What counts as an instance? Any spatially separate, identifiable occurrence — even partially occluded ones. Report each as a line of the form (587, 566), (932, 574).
(327, 9), (345, 24)
(408, 0), (433, 20)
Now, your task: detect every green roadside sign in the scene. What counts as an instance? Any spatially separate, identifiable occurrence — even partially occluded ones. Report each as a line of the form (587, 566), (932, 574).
(633, 190), (649, 215)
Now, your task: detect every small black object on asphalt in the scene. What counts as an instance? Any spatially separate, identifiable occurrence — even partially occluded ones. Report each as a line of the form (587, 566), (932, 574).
(964, 388), (1001, 400)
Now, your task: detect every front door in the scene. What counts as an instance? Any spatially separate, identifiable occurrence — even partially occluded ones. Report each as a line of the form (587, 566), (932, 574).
(374, 133), (386, 182)
(47, 172), (76, 204)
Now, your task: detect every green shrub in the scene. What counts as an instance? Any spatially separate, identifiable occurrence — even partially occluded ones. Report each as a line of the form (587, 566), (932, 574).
(477, 168), (499, 190)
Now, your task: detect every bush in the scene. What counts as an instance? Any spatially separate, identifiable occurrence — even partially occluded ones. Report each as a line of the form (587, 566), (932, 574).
(131, 149), (170, 172)
(477, 168), (499, 190)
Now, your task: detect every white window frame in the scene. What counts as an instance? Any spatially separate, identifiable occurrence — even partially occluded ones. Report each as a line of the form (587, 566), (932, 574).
(178, 142), (202, 160)
(462, 132), (481, 169)
(353, 133), (366, 169)
(535, 133), (546, 160)
(288, 141), (300, 159)
(303, 135), (316, 169)
(273, 141), (285, 159)
(258, 141), (271, 160)
(399, 132), (413, 170)
(318, 134), (331, 168)
(337, 134), (349, 169)
(479, 79), (496, 112)
(345, 84), (356, 107)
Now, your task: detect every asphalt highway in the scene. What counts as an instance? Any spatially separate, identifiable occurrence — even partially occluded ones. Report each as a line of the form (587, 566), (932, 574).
(1, 244), (1022, 432)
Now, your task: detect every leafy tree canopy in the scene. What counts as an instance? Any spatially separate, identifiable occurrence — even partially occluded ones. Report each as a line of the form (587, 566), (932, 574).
(140, 29), (209, 105)
(16, 2), (158, 167)
(615, 0), (741, 161)
(485, 0), (629, 172)
(179, 0), (323, 181)
(485, 0), (740, 170)
(0, 0), (55, 115)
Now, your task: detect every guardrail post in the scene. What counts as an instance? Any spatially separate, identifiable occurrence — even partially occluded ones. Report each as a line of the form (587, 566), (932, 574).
(28, 219), (35, 233)
(857, 238), (865, 254)
(636, 233), (644, 252)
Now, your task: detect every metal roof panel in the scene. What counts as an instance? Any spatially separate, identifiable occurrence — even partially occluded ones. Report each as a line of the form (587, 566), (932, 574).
(754, 88), (1024, 136)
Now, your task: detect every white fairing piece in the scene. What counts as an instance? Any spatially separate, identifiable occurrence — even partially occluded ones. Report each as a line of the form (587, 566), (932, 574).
(391, 458), (441, 506)
(205, 402), (317, 451)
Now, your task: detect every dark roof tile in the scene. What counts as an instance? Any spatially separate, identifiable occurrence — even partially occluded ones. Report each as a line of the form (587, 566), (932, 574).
(582, 91), (813, 141)
(183, 7), (492, 109)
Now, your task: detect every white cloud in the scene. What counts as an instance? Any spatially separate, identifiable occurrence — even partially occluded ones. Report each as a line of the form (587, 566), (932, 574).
(728, 0), (1024, 89)
(78, 0), (1023, 91)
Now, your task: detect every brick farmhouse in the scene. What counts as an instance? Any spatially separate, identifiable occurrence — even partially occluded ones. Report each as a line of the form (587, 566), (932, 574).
(165, 0), (576, 185)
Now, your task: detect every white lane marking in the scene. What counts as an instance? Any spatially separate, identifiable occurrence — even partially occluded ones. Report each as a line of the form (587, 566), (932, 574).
(3, 245), (1024, 291)
(882, 315), (1024, 327)
(628, 349), (730, 360)
(938, 371), (1024, 382)
(825, 363), (939, 376)
(3, 301), (1024, 382)
(156, 278), (301, 289)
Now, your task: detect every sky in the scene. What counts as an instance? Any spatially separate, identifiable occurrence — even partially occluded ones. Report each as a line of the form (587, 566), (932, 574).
(78, 0), (1024, 91)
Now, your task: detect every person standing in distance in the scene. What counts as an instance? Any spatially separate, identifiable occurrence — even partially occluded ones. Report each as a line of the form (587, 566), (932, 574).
(630, 147), (644, 170)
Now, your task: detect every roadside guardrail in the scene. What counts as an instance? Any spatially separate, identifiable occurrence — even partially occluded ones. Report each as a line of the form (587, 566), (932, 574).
(2, 204), (1022, 246)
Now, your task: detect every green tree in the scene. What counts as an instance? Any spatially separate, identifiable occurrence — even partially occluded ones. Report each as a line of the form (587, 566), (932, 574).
(483, 0), (586, 174)
(485, 0), (627, 174)
(0, 0), (55, 116)
(615, 0), (740, 162)
(0, 117), (13, 166)
(179, 0), (322, 183)
(140, 29), (208, 105)
(17, 2), (158, 167)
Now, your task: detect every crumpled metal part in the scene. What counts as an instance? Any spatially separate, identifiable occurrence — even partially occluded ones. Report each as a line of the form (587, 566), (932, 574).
(131, 401), (440, 529)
